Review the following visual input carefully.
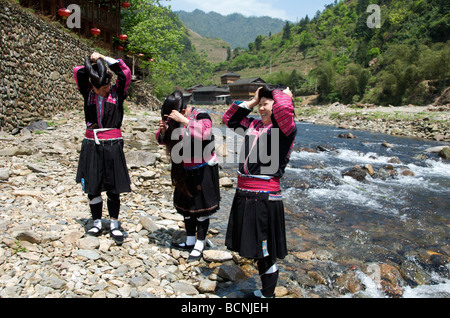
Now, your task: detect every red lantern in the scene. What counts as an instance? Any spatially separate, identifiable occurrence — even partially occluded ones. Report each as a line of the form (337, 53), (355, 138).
(90, 28), (101, 37)
(117, 46), (124, 51)
(122, 2), (131, 9)
(57, 8), (71, 20)
(118, 34), (127, 41)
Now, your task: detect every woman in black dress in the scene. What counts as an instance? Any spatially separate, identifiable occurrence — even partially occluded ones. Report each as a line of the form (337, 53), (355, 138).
(156, 91), (220, 261)
(74, 52), (132, 245)
(223, 86), (297, 298)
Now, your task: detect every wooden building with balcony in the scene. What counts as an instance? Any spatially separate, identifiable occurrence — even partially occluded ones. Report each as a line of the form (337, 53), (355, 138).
(229, 77), (266, 101)
(220, 72), (241, 86)
(19, 0), (122, 50)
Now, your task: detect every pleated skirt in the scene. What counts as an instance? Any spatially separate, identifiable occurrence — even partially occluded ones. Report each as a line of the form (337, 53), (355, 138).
(225, 189), (288, 263)
(173, 164), (220, 217)
(76, 138), (131, 195)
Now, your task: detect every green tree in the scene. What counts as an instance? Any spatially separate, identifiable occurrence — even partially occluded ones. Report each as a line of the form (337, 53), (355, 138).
(121, 0), (184, 74)
(282, 22), (292, 42)
(298, 31), (315, 59)
(312, 62), (335, 101)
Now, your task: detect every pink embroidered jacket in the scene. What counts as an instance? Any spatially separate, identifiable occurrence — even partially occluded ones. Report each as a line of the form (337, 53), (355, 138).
(223, 90), (297, 178)
(73, 59), (131, 130)
(156, 107), (216, 168)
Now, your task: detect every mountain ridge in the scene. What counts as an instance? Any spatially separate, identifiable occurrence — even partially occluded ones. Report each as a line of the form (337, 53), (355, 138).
(175, 9), (287, 49)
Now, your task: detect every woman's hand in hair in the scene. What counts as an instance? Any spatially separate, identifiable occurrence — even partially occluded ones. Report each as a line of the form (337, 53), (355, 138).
(91, 52), (106, 62)
(169, 110), (189, 127)
(159, 120), (167, 135)
(247, 87), (263, 109)
(283, 87), (293, 98)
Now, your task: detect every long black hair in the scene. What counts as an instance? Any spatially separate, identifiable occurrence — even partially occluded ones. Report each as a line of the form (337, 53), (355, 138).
(161, 91), (191, 197)
(84, 57), (112, 88)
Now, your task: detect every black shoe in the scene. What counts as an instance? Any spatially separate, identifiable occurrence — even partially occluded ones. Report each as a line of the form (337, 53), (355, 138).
(110, 228), (124, 245)
(171, 241), (195, 251)
(243, 290), (274, 298)
(85, 225), (103, 237)
(187, 248), (203, 262)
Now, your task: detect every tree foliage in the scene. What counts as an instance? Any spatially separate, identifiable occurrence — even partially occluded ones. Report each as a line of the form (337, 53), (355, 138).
(121, 0), (214, 98)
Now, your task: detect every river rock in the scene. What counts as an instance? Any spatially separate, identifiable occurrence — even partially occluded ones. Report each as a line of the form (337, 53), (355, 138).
(15, 231), (42, 244)
(75, 249), (101, 260)
(140, 216), (159, 233)
(140, 170), (157, 180)
(41, 276), (67, 290)
(338, 133), (356, 139)
(77, 236), (100, 250)
(399, 167), (415, 177)
(126, 151), (157, 168)
(26, 120), (48, 131)
(0, 168), (10, 180)
(198, 278), (217, 293)
(425, 146), (447, 153)
(203, 250), (233, 262)
(342, 165), (366, 181)
(378, 263), (404, 297)
(215, 263), (247, 282)
(219, 177), (233, 188)
(363, 164), (375, 176)
(382, 141), (395, 148)
(171, 282), (199, 296)
(438, 147), (450, 159)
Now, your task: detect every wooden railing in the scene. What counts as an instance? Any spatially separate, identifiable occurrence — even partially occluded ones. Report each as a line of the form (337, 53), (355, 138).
(71, 0), (120, 31)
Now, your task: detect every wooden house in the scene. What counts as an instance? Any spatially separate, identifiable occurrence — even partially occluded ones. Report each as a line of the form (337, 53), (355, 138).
(220, 73), (241, 86)
(19, 0), (122, 51)
(229, 77), (266, 101)
(186, 84), (204, 93)
(191, 85), (230, 105)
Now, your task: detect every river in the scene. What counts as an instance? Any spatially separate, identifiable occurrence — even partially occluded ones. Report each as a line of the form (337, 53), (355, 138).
(208, 120), (450, 298)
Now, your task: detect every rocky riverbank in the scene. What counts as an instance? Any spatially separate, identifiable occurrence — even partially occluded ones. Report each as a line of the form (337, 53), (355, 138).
(295, 103), (450, 142)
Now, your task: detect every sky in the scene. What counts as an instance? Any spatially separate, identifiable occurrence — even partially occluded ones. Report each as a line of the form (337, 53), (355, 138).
(163, 0), (337, 22)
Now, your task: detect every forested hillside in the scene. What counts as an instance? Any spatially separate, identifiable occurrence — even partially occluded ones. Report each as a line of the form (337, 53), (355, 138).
(175, 9), (286, 49)
(216, 0), (449, 106)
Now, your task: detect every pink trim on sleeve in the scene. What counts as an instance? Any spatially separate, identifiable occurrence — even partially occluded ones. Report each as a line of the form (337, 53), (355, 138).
(222, 102), (240, 127)
(223, 102), (253, 129)
(187, 117), (212, 141)
(272, 90), (296, 136)
(155, 128), (165, 145)
(117, 59), (132, 94)
(73, 66), (84, 89)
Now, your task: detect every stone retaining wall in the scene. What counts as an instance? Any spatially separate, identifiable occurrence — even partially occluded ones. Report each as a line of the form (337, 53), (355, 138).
(0, 0), (92, 132)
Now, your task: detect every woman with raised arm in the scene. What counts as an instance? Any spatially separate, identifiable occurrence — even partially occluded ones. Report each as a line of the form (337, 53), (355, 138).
(73, 52), (132, 246)
(156, 91), (220, 261)
(223, 85), (297, 298)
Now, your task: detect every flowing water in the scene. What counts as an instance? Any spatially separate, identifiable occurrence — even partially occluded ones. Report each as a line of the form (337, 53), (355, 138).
(209, 120), (450, 298)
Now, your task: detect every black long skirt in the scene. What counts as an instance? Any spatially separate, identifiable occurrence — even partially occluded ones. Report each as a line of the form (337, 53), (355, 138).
(173, 164), (220, 217)
(76, 138), (131, 195)
(225, 190), (287, 264)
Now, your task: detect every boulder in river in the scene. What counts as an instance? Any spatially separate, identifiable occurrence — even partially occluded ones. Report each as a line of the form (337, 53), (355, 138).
(342, 165), (366, 181)
(438, 147), (450, 159)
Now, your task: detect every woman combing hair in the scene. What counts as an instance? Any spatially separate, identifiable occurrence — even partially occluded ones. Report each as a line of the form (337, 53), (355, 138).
(156, 91), (220, 261)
